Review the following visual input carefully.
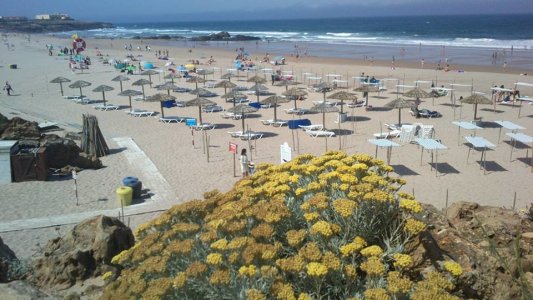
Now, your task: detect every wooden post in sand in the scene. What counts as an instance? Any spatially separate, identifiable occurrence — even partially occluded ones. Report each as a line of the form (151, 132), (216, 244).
(513, 192), (517, 210)
(72, 170), (78, 206)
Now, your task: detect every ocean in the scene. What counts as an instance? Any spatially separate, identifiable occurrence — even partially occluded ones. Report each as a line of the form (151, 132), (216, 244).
(57, 14), (533, 69)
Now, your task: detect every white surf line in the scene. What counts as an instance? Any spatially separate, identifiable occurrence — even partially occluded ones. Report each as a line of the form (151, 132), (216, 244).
(112, 137), (178, 207)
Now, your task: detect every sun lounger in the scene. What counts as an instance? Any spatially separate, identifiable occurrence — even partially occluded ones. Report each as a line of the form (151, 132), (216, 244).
(94, 104), (120, 111)
(192, 123), (216, 130)
(260, 103), (272, 109)
(63, 95), (88, 100)
(299, 124), (324, 131)
(417, 125), (435, 139)
(272, 120), (288, 127)
(202, 105), (224, 113)
(399, 125), (416, 144)
(285, 108), (310, 115)
(306, 130), (335, 138)
(220, 112), (243, 120)
(159, 116), (185, 123)
(127, 109), (155, 117)
(239, 132), (264, 140)
(347, 100), (366, 108)
(373, 129), (401, 139)
(261, 119), (274, 125)
(74, 98), (96, 104)
(175, 101), (186, 107)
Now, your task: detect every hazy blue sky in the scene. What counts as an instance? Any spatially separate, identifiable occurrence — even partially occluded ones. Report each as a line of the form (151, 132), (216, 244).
(1, 0), (532, 22)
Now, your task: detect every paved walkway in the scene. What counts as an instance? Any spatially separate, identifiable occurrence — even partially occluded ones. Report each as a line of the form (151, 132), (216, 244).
(0, 137), (179, 233)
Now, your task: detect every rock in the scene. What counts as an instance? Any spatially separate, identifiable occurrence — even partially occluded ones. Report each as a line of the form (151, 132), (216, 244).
(41, 135), (102, 170)
(190, 31), (260, 41)
(32, 216), (134, 290)
(72, 152), (102, 169)
(523, 232), (533, 240)
(0, 117), (40, 140)
(0, 20), (113, 33)
(0, 113), (9, 135)
(0, 236), (18, 283)
(0, 280), (57, 300)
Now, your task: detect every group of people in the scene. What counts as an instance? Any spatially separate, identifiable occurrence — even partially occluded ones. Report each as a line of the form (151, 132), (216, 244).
(493, 85), (520, 102)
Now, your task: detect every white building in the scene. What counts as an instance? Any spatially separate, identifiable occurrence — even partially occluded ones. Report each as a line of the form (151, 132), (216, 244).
(35, 14), (71, 20)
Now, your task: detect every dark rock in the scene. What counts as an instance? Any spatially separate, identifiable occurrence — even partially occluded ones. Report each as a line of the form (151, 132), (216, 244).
(0, 237), (18, 283)
(0, 117), (40, 140)
(0, 20), (113, 33)
(0, 280), (57, 300)
(40, 135), (102, 170)
(32, 216), (134, 290)
(0, 113), (9, 135)
(190, 31), (260, 41)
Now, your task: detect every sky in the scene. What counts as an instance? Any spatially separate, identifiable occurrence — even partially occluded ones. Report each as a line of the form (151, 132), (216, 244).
(1, 0), (533, 22)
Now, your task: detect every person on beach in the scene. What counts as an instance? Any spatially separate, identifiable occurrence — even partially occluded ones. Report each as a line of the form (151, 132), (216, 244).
(4, 82), (13, 96)
(240, 149), (249, 177)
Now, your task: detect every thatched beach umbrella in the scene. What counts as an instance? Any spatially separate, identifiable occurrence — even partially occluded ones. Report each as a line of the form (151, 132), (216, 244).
(119, 89), (142, 112)
(222, 90), (246, 108)
(385, 97), (416, 125)
(111, 75), (129, 92)
(158, 82), (178, 96)
(314, 82), (334, 103)
(227, 104), (259, 132)
(69, 80), (92, 97)
(50, 76), (70, 96)
(186, 76), (206, 90)
(274, 79), (300, 91)
(247, 75), (267, 84)
(185, 97), (215, 124)
(146, 93), (176, 118)
(327, 91), (358, 114)
(403, 86), (432, 99)
(132, 79), (151, 99)
(261, 95), (290, 122)
(353, 85), (379, 107)
(249, 83), (268, 103)
(460, 94), (492, 120)
(214, 80), (237, 96)
(141, 69), (159, 87)
(310, 102), (339, 130)
(283, 87), (308, 109)
(221, 73), (234, 82)
(196, 68), (214, 85)
(164, 73), (181, 84)
(92, 85), (114, 106)
(189, 88), (214, 97)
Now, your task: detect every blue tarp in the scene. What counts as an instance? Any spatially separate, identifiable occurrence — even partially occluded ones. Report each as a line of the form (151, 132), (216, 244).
(288, 119), (311, 130)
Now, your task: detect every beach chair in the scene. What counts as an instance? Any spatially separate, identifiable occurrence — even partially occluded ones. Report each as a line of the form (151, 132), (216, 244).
(347, 100), (366, 108)
(306, 130), (335, 138)
(202, 105), (224, 113)
(261, 119), (274, 125)
(94, 104), (120, 111)
(399, 125), (416, 144)
(192, 123), (216, 131)
(373, 128), (401, 139)
(260, 103), (272, 109)
(74, 98), (96, 105)
(159, 116), (185, 123)
(417, 125), (435, 139)
(285, 108), (310, 115)
(272, 120), (288, 127)
(127, 109), (155, 117)
(299, 124), (324, 131)
(239, 131), (264, 140)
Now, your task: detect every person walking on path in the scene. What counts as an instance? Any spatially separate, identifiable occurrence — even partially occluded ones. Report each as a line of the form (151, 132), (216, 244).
(3, 82), (13, 96)
(240, 148), (250, 177)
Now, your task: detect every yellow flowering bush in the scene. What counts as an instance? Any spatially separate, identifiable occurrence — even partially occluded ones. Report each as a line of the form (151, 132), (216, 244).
(102, 151), (462, 299)
(442, 261), (464, 277)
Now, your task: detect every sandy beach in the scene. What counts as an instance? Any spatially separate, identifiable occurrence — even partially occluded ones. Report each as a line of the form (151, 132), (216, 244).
(0, 34), (532, 260)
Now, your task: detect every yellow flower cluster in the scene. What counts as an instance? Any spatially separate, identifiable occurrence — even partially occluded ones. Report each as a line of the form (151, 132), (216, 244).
(206, 253), (223, 265)
(340, 236), (367, 257)
(393, 253), (413, 269)
(411, 272), (459, 300)
(442, 261), (464, 277)
(247, 289), (267, 300)
(210, 238), (228, 250)
(361, 245), (384, 257)
(360, 257), (385, 276)
(404, 219), (426, 235)
(387, 271), (412, 294)
(364, 288), (391, 300)
(239, 265), (257, 277)
(173, 272), (187, 288)
(209, 268), (231, 285)
(399, 199), (423, 214)
(332, 199), (357, 217)
(101, 271), (112, 281)
(310, 220), (339, 237)
(306, 262), (328, 277)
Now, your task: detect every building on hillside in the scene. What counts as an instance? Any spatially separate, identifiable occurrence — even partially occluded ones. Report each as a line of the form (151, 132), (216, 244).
(0, 16), (28, 21)
(35, 14), (71, 20)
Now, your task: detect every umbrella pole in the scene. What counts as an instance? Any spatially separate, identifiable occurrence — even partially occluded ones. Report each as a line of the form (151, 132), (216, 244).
(323, 111), (326, 130)
(102, 91), (106, 106)
(142, 85), (145, 99)
(128, 96), (132, 112)
(119, 81), (123, 92)
(161, 102), (165, 118)
(294, 99), (297, 110)
(242, 117), (245, 133)
(398, 108), (401, 125)
(79, 87), (83, 97)
(60, 82), (64, 96)
(149, 75), (152, 87)
(474, 103), (478, 121)
(198, 105), (203, 124)
(274, 106), (277, 122)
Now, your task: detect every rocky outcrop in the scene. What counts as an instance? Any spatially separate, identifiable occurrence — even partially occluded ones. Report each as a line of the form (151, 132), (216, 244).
(0, 281), (58, 300)
(408, 202), (533, 299)
(0, 237), (18, 283)
(32, 216), (134, 290)
(0, 20), (113, 33)
(0, 117), (40, 140)
(190, 31), (260, 41)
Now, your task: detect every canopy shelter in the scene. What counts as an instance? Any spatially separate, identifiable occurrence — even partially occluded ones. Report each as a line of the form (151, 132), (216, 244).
(146, 93), (176, 118)
(314, 82), (334, 104)
(118, 89), (143, 112)
(185, 97), (215, 124)
(158, 82), (178, 96)
(132, 79), (151, 99)
(214, 80), (237, 96)
(196, 68), (214, 86)
(514, 82), (533, 117)
(227, 104), (259, 132)
(222, 90), (247, 108)
(327, 91), (358, 114)
(247, 75), (267, 84)
(189, 88), (215, 97)
(460, 93), (492, 121)
(403, 86), (432, 99)
(310, 102), (339, 130)
(385, 98), (416, 126)
(50, 76), (71, 96)
(186, 76), (206, 90)
(452, 121), (482, 146)
(141, 69), (159, 87)
(68, 80), (92, 97)
(353, 85), (379, 107)
(92, 85), (114, 106)
(111, 75), (129, 92)
(260, 95), (290, 122)
(283, 87), (308, 110)
(248, 83), (269, 103)
(164, 73), (181, 84)
(220, 72), (234, 82)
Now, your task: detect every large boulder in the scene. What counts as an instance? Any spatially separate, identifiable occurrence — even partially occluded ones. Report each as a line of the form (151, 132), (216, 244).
(32, 216), (134, 290)
(0, 113), (9, 135)
(0, 237), (18, 283)
(0, 281), (57, 300)
(41, 134), (102, 170)
(0, 117), (40, 140)
(409, 202), (533, 299)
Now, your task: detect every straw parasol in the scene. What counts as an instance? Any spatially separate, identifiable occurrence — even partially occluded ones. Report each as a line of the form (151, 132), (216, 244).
(227, 104), (259, 132)
(222, 90), (247, 108)
(189, 88), (214, 97)
(111, 75), (129, 92)
(50, 76), (70, 96)
(92, 85), (114, 106)
(283, 87), (308, 109)
(248, 83), (269, 102)
(403, 86), (432, 99)
(385, 97), (416, 125)
(214, 80), (237, 96)
(314, 82), (334, 103)
(164, 73), (181, 84)
(141, 69), (159, 87)
(353, 85), (379, 107)
(460, 94), (492, 120)
(185, 97), (215, 124)
(158, 82), (178, 95)
(260, 95), (290, 122)
(274, 79), (300, 91)
(118, 89), (142, 112)
(132, 79), (151, 99)
(221, 73), (234, 82)
(146, 93), (176, 117)
(186, 76), (206, 90)
(247, 75), (267, 84)
(310, 102), (339, 130)
(68, 80), (92, 97)
(327, 91), (358, 114)
(196, 68), (214, 85)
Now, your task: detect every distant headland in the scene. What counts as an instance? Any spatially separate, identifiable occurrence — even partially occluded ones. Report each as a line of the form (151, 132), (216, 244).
(0, 14), (113, 33)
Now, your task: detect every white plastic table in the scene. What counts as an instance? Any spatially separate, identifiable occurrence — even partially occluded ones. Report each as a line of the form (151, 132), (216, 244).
(506, 132), (533, 172)
(494, 120), (525, 143)
(368, 139), (400, 165)
(452, 121), (482, 145)
(464, 136), (495, 174)
(517, 97), (533, 117)
(415, 138), (448, 176)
